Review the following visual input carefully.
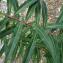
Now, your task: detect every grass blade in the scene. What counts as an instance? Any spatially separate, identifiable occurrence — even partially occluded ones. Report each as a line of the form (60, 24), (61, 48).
(42, 0), (48, 27)
(0, 25), (15, 38)
(11, 0), (19, 12)
(7, 0), (12, 14)
(22, 34), (37, 63)
(5, 23), (23, 63)
(26, 1), (37, 20)
(34, 26), (60, 63)
(0, 45), (5, 57)
(56, 5), (63, 24)
(35, 1), (41, 25)
(47, 23), (63, 29)
(16, 0), (37, 14)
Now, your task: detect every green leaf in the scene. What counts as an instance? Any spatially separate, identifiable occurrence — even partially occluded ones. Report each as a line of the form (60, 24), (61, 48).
(0, 18), (8, 26)
(60, 43), (63, 63)
(0, 37), (11, 57)
(56, 5), (63, 24)
(46, 52), (53, 63)
(11, 0), (19, 18)
(0, 0), (63, 63)
(22, 34), (37, 63)
(0, 25), (15, 38)
(42, 0), (48, 27)
(35, 0), (41, 25)
(11, 0), (19, 12)
(26, 1), (37, 20)
(32, 47), (40, 63)
(7, 0), (12, 14)
(0, 45), (5, 57)
(5, 23), (23, 63)
(47, 23), (63, 29)
(16, 0), (37, 14)
(10, 44), (18, 63)
(34, 26), (60, 63)
(0, 17), (10, 29)
(17, 43), (24, 57)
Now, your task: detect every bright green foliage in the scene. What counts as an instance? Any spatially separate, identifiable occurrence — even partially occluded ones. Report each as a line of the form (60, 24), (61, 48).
(0, 0), (63, 63)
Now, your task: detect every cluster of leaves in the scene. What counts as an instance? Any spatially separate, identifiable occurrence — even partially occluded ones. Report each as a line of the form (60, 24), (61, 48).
(0, 0), (63, 63)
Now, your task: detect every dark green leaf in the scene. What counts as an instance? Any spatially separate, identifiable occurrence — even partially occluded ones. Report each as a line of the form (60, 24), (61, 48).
(47, 23), (63, 29)
(0, 45), (5, 57)
(11, 0), (19, 12)
(42, 0), (48, 27)
(35, 0), (41, 25)
(34, 26), (60, 63)
(7, 0), (12, 14)
(56, 5), (63, 24)
(5, 23), (22, 63)
(23, 34), (37, 63)
(16, 0), (37, 14)
(0, 25), (15, 38)
(26, 1), (37, 20)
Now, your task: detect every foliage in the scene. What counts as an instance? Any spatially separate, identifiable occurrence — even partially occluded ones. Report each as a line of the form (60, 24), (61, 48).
(0, 0), (63, 63)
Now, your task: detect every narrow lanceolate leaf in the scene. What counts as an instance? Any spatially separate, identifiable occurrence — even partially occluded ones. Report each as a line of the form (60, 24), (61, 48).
(11, 0), (19, 12)
(16, 0), (37, 14)
(42, 0), (48, 27)
(32, 47), (40, 63)
(35, 0), (41, 25)
(46, 52), (53, 63)
(0, 38), (9, 57)
(11, 0), (19, 18)
(4, 38), (14, 63)
(26, 1), (37, 20)
(34, 26), (60, 63)
(6, 23), (23, 63)
(11, 44), (18, 63)
(0, 45), (5, 57)
(23, 34), (37, 63)
(7, 0), (12, 14)
(47, 23), (63, 29)
(56, 5), (63, 24)
(0, 25), (15, 38)
(0, 18), (8, 27)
